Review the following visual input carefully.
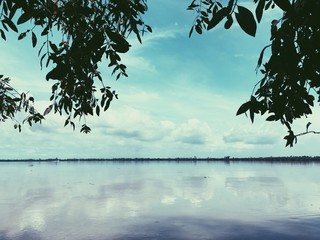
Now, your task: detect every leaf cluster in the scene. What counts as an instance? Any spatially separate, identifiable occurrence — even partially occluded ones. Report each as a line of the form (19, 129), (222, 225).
(0, 0), (151, 131)
(0, 75), (44, 131)
(189, 0), (320, 147)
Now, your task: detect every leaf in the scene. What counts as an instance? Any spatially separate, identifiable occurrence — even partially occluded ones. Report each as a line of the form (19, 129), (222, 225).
(145, 25), (152, 33)
(18, 32), (27, 40)
(80, 124), (91, 134)
(195, 24), (202, 34)
(96, 105), (100, 116)
(306, 122), (311, 132)
(31, 32), (37, 47)
(3, 17), (18, 32)
(104, 99), (111, 111)
(43, 105), (53, 116)
(255, 44), (271, 72)
(0, 29), (6, 40)
(207, 7), (228, 30)
(224, 15), (233, 29)
(188, 26), (194, 38)
(235, 6), (257, 37)
(236, 101), (251, 115)
(255, 0), (265, 23)
(284, 130), (296, 147)
(49, 41), (58, 53)
(17, 12), (32, 24)
(273, 0), (291, 11)
(266, 115), (277, 121)
(249, 108), (255, 123)
(106, 29), (130, 52)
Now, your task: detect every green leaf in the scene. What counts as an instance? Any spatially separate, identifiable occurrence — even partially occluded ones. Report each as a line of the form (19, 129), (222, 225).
(235, 6), (257, 37)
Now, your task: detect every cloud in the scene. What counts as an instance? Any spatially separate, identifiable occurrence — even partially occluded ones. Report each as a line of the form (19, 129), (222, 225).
(171, 119), (212, 145)
(223, 124), (280, 145)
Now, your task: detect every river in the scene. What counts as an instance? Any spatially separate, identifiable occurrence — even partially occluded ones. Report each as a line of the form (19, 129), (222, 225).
(0, 160), (319, 239)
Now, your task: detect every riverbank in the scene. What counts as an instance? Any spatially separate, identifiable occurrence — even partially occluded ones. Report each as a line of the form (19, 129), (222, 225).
(1, 156), (320, 163)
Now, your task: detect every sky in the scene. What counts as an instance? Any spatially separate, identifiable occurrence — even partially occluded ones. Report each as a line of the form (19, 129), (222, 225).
(1, 0), (320, 159)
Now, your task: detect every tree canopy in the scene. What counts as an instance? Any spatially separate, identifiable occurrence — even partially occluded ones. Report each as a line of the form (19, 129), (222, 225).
(0, 0), (151, 133)
(0, 0), (319, 146)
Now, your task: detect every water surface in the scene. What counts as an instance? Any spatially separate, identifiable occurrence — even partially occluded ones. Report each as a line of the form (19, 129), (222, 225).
(0, 161), (320, 239)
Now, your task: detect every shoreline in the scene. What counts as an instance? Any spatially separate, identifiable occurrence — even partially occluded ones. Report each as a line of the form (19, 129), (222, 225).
(1, 156), (320, 163)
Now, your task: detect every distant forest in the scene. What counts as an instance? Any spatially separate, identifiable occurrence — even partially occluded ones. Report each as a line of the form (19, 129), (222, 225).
(1, 156), (320, 163)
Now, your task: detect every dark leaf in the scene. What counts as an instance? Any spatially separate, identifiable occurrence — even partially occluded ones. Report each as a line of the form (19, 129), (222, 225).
(49, 41), (58, 53)
(0, 29), (6, 40)
(306, 122), (311, 132)
(207, 7), (229, 30)
(18, 32), (27, 40)
(255, 0), (265, 23)
(3, 17), (18, 32)
(17, 12), (32, 24)
(255, 44), (271, 72)
(188, 26), (194, 38)
(250, 108), (255, 123)
(31, 32), (37, 48)
(64, 119), (69, 127)
(266, 115), (277, 121)
(265, 0), (272, 10)
(236, 101), (251, 115)
(273, 0), (291, 11)
(80, 124), (91, 134)
(284, 131), (296, 147)
(96, 105), (100, 116)
(195, 24), (202, 34)
(145, 25), (152, 32)
(43, 105), (53, 116)
(106, 29), (129, 46)
(235, 6), (257, 37)
(104, 99), (111, 111)
(9, 3), (18, 19)
(224, 15), (233, 29)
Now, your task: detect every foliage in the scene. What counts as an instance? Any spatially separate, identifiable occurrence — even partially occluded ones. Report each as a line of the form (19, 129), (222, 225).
(0, 0), (151, 132)
(0, 75), (44, 130)
(1, 0), (320, 147)
(188, 0), (320, 146)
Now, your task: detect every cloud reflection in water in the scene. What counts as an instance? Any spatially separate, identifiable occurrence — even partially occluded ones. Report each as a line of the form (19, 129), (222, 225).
(0, 161), (320, 239)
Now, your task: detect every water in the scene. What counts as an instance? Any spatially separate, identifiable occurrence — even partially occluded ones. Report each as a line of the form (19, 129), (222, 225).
(0, 161), (320, 240)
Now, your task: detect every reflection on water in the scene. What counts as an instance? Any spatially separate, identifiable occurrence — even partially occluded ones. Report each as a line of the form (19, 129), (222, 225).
(0, 161), (320, 239)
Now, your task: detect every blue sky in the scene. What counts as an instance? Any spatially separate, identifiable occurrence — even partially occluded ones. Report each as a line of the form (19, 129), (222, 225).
(1, 0), (319, 159)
